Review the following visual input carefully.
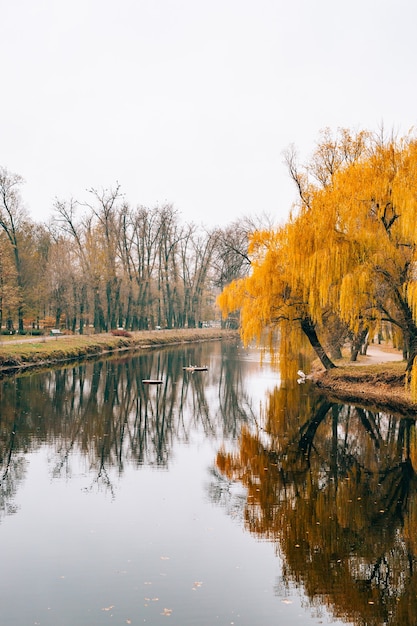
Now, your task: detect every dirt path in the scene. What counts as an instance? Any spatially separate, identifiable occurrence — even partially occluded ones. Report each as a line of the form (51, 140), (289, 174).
(349, 344), (403, 365)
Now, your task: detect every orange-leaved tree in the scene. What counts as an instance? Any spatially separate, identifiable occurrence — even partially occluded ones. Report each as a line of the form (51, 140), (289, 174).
(219, 127), (417, 398)
(287, 130), (417, 395)
(217, 226), (336, 376)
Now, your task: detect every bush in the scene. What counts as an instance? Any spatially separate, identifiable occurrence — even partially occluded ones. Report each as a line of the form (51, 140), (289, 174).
(110, 329), (132, 338)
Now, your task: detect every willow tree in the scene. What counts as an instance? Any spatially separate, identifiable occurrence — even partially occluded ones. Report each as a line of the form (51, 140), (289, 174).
(218, 130), (376, 372)
(218, 128), (417, 394)
(217, 227), (336, 376)
(283, 129), (417, 398)
(293, 139), (412, 335)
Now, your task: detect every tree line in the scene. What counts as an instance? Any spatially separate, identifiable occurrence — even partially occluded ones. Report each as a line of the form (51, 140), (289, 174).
(0, 170), (264, 334)
(218, 127), (417, 398)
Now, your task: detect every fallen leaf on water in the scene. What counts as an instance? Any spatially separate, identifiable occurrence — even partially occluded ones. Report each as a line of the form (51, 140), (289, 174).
(192, 581), (203, 590)
(161, 608), (172, 616)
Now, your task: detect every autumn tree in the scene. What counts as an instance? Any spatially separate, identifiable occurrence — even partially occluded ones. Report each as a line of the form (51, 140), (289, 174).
(116, 204), (159, 329)
(177, 223), (219, 328)
(217, 226), (337, 375)
(0, 164), (275, 334)
(0, 167), (30, 331)
(0, 233), (19, 330)
(83, 185), (124, 330)
(286, 130), (417, 389)
(218, 128), (417, 397)
(52, 199), (91, 333)
(19, 222), (51, 329)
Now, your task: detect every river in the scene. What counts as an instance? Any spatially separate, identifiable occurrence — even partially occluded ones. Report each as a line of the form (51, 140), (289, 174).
(0, 338), (415, 625)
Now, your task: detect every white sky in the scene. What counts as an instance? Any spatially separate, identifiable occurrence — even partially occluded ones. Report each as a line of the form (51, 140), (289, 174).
(2, 0), (416, 228)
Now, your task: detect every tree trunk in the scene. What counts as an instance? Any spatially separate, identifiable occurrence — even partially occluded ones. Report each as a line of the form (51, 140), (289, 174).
(350, 328), (368, 361)
(300, 316), (336, 370)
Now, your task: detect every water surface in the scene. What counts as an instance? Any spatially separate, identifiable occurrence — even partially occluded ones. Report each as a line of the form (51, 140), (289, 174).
(0, 339), (414, 625)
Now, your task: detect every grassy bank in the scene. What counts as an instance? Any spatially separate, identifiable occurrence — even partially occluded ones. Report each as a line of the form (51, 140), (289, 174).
(0, 328), (239, 375)
(312, 360), (417, 415)
(4, 329), (414, 414)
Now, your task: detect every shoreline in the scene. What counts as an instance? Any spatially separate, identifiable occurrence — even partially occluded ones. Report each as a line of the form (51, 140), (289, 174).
(311, 370), (417, 415)
(310, 344), (417, 415)
(0, 328), (239, 377)
(2, 330), (415, 415)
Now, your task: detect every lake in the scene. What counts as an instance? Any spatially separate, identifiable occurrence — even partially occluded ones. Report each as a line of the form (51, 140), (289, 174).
(0, 337), (415, 625)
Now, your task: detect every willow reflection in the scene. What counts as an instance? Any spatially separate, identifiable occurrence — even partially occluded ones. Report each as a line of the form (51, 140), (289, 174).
(216, 381), (417, 626)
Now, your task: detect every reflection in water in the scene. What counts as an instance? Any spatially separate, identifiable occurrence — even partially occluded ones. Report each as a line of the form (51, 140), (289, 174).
(3, 339), (417, 625)
(216, 381), (417, 626)
(0, 340), (255, 514)
(2, 340), (296, 626)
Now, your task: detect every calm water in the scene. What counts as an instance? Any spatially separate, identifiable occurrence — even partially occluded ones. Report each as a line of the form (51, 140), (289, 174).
(0, 339), (415, 626)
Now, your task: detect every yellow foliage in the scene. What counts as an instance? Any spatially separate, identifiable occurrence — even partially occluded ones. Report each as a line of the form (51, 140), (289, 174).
(218, 128), (417, 397)
(217, 226), (313, 373)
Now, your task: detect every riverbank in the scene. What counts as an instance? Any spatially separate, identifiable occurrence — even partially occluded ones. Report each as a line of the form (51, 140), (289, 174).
(310, 344), (417, 414)
(3, 330), (415, 413)
(0, 328), (239, 376)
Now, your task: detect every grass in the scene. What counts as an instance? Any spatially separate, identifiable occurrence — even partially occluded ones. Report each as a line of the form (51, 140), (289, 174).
(312, 359), (416, 414)
(0, 328), (238, 371)
(323, 360), (406, 384)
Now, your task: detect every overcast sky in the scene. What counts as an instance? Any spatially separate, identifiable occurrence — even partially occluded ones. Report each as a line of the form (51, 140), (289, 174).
(2, 0), (416, 228)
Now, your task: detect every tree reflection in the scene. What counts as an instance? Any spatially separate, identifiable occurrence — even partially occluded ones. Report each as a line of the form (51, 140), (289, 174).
(215, 381), (417, 626)
(0, 339), (257, 516)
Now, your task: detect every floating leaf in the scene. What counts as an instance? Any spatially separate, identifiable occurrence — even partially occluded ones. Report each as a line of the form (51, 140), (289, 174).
(192, 581), (203, 590)
(161, 608), (172, 616)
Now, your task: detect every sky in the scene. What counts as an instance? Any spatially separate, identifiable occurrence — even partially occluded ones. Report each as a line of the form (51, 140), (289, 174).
(2, 0), (417, 229)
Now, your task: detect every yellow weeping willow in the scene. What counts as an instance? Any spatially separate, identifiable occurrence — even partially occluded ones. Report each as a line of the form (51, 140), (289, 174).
(217, 226), (333, 377)
(217, 128), (417, 399)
